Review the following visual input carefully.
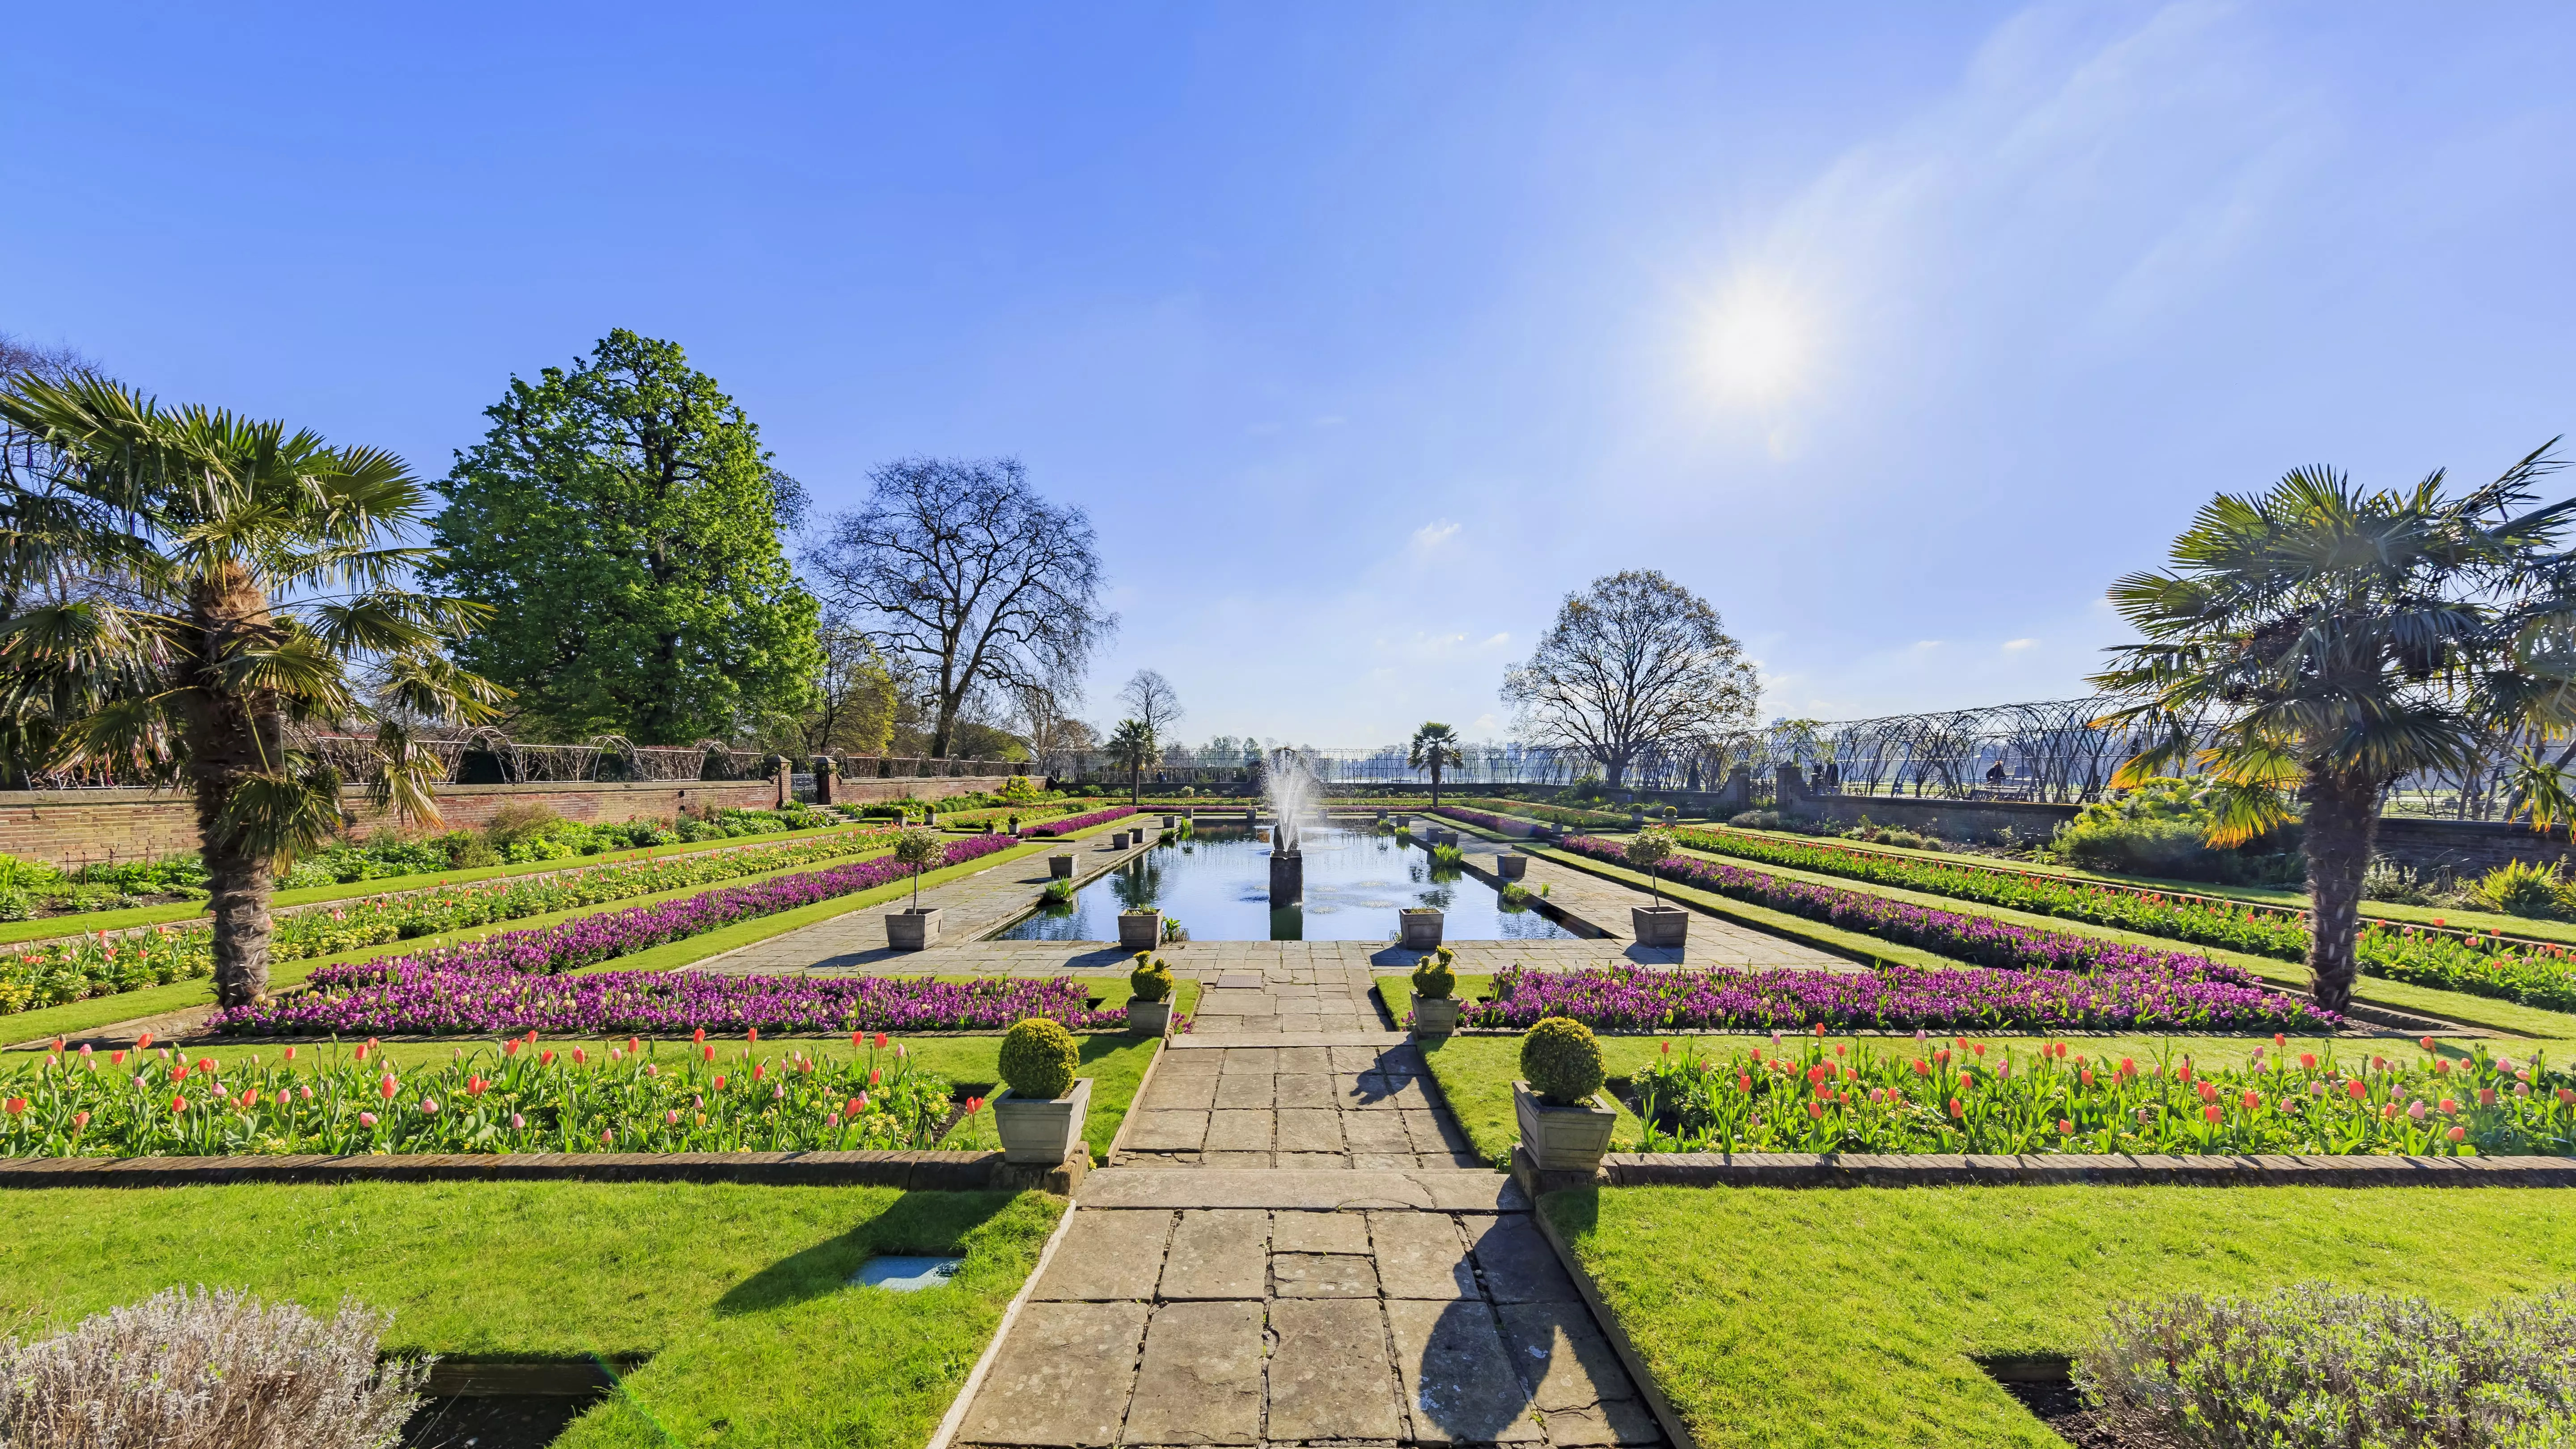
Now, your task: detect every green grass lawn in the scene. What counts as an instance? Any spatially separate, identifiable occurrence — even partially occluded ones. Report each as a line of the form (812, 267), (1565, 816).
(1547, 1185), (2576, 1449)
(1383, 980), (2576, 1166)
(0, 1181), (1060, 1448)
(0, 818), (906, 949)
(2, 827), (1127, 1046)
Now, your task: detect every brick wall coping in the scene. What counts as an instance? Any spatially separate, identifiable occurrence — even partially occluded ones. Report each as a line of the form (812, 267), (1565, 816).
(0, 1148), (1085, 1192)
(1593, 1150), (2576, 1189)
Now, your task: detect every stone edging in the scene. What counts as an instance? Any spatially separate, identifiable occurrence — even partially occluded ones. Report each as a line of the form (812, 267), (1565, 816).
(1529, 1195), (1705, 1449)
(0, 1149), (1083, 1192)
(1595, 1151), (2576, 1188)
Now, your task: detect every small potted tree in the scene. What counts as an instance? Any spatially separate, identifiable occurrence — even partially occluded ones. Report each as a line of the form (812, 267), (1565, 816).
(885, 828), (945, 950)
(1626, 828), (1688, 948)
(992, 1017), (1090, 1165)
(1513, 1017), (1615, 1172)
(1118, 906), (1163, 951)
(1408, 948), (1462, 1037)
(1126, 953), (1175, 1035)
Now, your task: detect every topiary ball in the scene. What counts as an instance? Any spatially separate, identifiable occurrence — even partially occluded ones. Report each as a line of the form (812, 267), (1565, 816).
(999, 1018), (1079, 1100)
(1521, 1017), (1605, 1106)
(1410, 953), (1455, 1000)
(1130, 954), (1174, 1004)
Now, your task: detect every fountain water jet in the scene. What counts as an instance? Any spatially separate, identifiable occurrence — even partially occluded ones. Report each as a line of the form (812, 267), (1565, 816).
(1263, 747), (1318, 902)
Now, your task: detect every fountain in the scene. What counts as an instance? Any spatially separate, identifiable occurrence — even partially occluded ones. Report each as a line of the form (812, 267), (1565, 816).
(1263, 747), (1315, 903)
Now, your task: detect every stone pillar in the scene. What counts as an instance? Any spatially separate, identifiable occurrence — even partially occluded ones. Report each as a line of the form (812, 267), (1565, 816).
(812, 757), (838, 807)
(1774, 763), (1809, 811)
(768, 755), (792, 810)
(1269, 848), (1303, 903)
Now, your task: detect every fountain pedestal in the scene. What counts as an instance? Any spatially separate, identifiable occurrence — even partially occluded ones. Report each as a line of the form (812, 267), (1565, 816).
(1269, 848), (1304, 903)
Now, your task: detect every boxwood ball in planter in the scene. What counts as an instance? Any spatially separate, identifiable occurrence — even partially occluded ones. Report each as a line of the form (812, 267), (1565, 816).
(1514, 1017), (1615, 1172)
(1409, 948), (1462, 1037)
(1127, 953), (1175, 1035)
(993, 1018), (1091, 1165)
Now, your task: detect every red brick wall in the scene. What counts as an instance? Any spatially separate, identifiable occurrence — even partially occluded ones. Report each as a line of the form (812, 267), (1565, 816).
(0, 775), (1023, 867)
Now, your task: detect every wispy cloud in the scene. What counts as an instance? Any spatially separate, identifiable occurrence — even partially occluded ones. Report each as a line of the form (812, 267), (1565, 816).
(2003, 637), (2039, 651)
(1411, 520), (1461, 551)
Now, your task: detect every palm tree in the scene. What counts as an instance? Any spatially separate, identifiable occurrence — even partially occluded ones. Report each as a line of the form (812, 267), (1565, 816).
(1107, 717), (1156, 805)
(0, 375), (504, 1006)
(1409, 722), (1464, 807)
(2090, 443), (2576, 1013)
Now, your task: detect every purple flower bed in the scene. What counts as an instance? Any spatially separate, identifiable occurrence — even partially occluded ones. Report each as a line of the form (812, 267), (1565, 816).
(1561, 835), (2271, 980)
(1022, 805), (1138, 838)
(1462, 963), (2337, 1033)
(1430, 806), (1542, 838)
(213, 969), (1128, 1036)
(204, 833), (1022, 1035)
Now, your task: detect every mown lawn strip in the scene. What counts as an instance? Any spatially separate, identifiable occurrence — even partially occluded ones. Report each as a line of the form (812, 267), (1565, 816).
(1548, 1184), (2576, 1449)
(0, 1181), (1062, 1449)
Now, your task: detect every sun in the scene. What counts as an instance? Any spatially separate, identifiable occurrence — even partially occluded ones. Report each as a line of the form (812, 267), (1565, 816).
(1700, 277), (1812, 406)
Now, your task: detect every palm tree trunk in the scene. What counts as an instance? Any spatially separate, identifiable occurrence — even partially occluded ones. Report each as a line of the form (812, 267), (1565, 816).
(1431, 763), (1441, 808)
(2303, 767), (2381, 1015)
(190, 566), (277, 1008)
(198, 779), (275, 1008)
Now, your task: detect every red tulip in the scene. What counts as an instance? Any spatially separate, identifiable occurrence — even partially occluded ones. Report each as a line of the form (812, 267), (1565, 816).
(965, 1096), (984, 1114)
(171, 1095), (188, 1114)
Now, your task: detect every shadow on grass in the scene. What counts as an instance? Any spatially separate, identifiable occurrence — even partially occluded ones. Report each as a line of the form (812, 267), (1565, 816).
(714, 1191), (1021, 1318)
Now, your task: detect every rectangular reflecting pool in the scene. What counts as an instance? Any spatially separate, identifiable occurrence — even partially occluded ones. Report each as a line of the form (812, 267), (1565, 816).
(996, 825), (1579, 942)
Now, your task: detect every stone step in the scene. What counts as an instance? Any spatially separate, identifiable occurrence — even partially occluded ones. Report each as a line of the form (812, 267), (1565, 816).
(1171, 1031), (1410, 1050)
(1077, 1167), (1527, 1212)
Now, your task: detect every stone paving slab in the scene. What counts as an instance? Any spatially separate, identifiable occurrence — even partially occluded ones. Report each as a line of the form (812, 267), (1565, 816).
(1034, 1211), (1176, 1301)
(1123, 1300), (1265, 1445)
(1077, 1169), (1528, 1212)
(1466, 1216), (1582, 1304)
(1159, 1210), (1269, 1300)
(962, 1300), (1149, 1447)
(1368, 1211), (1478, 1300)
(1385, 1297), (1546, 1444)
(1266, 1297), (1410, 1442)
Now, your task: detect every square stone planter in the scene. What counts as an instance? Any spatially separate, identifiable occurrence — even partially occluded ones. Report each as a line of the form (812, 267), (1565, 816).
(1514, 1080), (1617, 1172)
(1119, 909), (1163, 951)
(1496, 853), (1530, 880)
(993, 1078), (1092, 1165)
(885, 907), (942, 951)
(1127, 999), (1172, 1036)
(1049, 854), (1075, 878)
(1161, 814), (1176, 827)
(1410, 993), (1462, 1037)
(1398, 908), (1445, 950)
(1110, 831), (1131, 849)
(1631, 905), (1689, 948)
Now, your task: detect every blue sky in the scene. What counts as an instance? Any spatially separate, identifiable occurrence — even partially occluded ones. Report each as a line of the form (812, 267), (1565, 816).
(8, 3), (2573, 746)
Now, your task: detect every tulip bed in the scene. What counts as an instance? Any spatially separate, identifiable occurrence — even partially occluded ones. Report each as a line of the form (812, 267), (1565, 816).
(1019, 805), (1138, 837)
(1628, 1034), (2574, 1157)
(0, 1033), (973, 1157)
(0, 829), (905, 1017)
(1666, 826), (2576, 1010)
(1563, 835), (2309, 982)
(1461, 962), (2334, 1035)
(210, 966), (1130, 1038)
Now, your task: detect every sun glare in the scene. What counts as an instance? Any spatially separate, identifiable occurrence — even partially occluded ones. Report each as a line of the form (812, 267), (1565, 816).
(1701, 278), (1812, 405)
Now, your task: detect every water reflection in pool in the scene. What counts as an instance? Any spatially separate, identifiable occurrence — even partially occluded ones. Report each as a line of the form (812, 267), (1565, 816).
(996, 826), (1577, 942)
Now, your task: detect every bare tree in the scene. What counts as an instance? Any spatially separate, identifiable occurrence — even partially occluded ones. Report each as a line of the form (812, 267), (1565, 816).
(1501, 570), (1759, 788)
(1118, 669), (1184, 756)
(1013, 681), (1097, 778)
(805, 458), (1116, 757)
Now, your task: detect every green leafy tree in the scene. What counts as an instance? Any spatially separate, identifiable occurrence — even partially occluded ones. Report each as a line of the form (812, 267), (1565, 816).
(0, 375), (503, 1005)
(2092, 444), (2576, 1013)
(426, 330), (822, 745)
(1409, 721), (1464, 806)
(1108, 718), (1156, 804)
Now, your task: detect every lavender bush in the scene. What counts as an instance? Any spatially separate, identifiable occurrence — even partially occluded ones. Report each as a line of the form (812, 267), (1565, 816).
(0, 1287), (426, 1449)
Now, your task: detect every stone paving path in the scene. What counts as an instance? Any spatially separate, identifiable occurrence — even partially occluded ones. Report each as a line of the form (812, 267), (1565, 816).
(695, 824), (1167, 973)
(950, 971), (1669, 1449)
